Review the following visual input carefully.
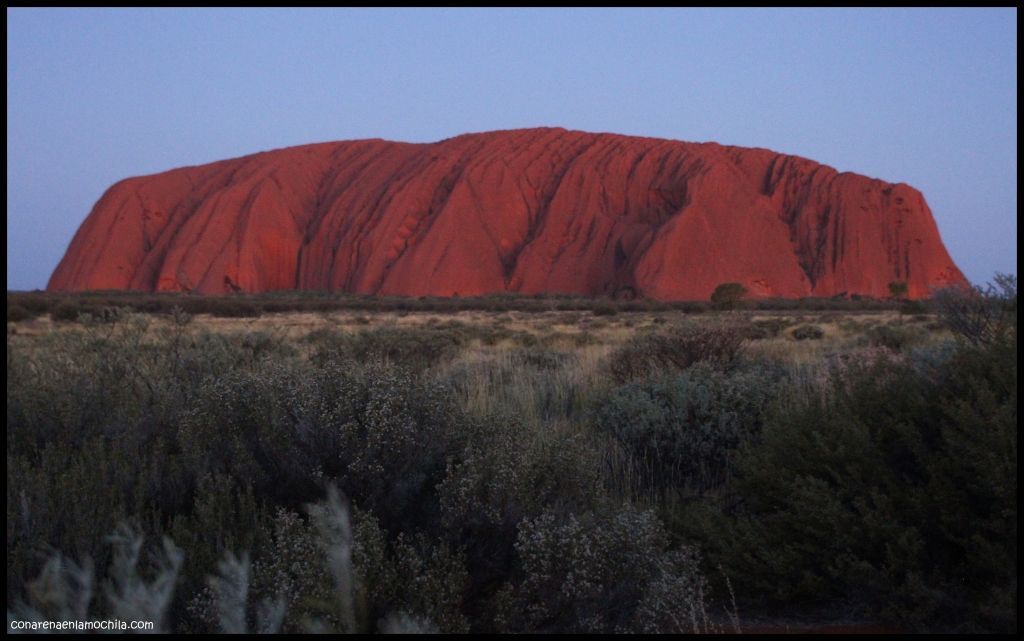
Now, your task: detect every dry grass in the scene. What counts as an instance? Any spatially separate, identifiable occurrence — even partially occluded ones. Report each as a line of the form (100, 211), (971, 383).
(9, 307), (949, 360)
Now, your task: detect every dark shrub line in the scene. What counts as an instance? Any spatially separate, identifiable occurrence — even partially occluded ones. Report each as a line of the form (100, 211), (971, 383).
(8, 289), (929, 323)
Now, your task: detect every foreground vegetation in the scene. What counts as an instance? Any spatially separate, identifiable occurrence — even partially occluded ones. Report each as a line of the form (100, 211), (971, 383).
(6, 278), (1016, 633)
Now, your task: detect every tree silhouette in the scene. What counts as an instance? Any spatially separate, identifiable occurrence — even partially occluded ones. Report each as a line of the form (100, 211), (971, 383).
(710, 282), (748, 310)
(888, 280), (909, 300)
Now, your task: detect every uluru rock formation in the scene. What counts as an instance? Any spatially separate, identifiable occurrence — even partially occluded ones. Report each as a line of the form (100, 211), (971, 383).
(48, 128), (967, 300)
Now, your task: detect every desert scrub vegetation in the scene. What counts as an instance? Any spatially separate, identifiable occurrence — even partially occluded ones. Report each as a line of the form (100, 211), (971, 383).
(790, 324), (825, 340)
(592, 361), (788, 498)
(606, 321), (747, 384)
(8, 288), (920, 323)
(440, 345), (609, 424)
(682, 338), (1016, 631)
(6, 311), (720, 633)
(672, 277), (1017, 632)
(502, 506), (713, 633)
(6, 277), (1016, 633)
(303, 321), (535, 373)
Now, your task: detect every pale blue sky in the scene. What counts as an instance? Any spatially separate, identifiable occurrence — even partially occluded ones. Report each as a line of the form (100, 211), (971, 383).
(6, 8), (1017, 290)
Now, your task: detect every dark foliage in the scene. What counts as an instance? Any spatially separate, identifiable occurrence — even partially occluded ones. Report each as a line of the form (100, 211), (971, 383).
(684, 330), (1017, 632)
(790, 324), (824, 340)
(607, 322), (747, 384)
(592, 362), (786, 495)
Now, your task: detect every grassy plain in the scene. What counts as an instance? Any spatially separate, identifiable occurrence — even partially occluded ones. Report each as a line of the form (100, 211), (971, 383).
(6, 290), (1015, 633)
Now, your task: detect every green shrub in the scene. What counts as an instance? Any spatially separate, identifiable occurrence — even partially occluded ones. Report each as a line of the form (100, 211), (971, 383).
(348, 509), (469, 633)
(790, 324), (824, 340)
(437, 415), (601, 599)
(933, 273), (1016, 347)
(607, 322), (747, 384)
(592, 300), (619, 316)
(862, 323), (927, 351)
(745, 318), (791, 340)
(900, 300), (928, 315)
(7, 320), (442, 617)
(236, 489), (469, 633)
(506, 506), (709, 633)
(180, 298), (262, 318)
(9, 294), (56, 316)
(6, 321), (303, 603)
(308, 326), (465, 371)
(179, 360), (458, 530)
(442, 347), (590, 422)
(7, 304), (35, 322)
(84, 305), (131, 324)
(888, 280), (909, 299)
(50, 301), (85, 322)
(690, 337), (1016, 631)
(592, 362), (785, 494)
(711, 283), (748, 309)
(13, 488), (465, 634)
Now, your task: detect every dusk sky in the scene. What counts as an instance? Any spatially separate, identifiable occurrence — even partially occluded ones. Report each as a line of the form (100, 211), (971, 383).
(6, 8), (1017, 290)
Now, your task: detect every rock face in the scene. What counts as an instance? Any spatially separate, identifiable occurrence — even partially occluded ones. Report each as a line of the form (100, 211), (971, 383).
(48, 128), (967, 299)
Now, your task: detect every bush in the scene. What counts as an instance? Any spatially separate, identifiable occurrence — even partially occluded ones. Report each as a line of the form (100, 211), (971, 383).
(85, 305), (130, 324)
(436, 415), (601, 606)
(899, 299), (928, 315)
(6, 321), (303, 600)
(745, 318), (792, 340)
(689, 337), (1016, 631)
(505, 506), (709, 633)
(242, 498), (468, 633)
(710, 283), (748, 309)
(592, 300), (619, 316)
(6, 320), (460, 624)
(592, 362), (785, 494)
(932, 273), (1016, 346)
(9, 294), (56, 316)
(7, 304), (35, 322)
(607, 322), (747, 384)
(442, 348), (591, 423)
(13, 488), (467, 634)
(308, 326), (466, 371)
(179, 359), (458, 531)
(862, 323), (927, 351)
(888, 280), (909, 299)
(180, 298), (262, 318)
(50, 301), (85, 322)
(791, 324), (824, 340)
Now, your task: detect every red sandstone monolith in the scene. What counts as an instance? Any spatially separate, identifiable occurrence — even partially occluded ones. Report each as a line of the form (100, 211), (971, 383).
(48, 128), (967, 299)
